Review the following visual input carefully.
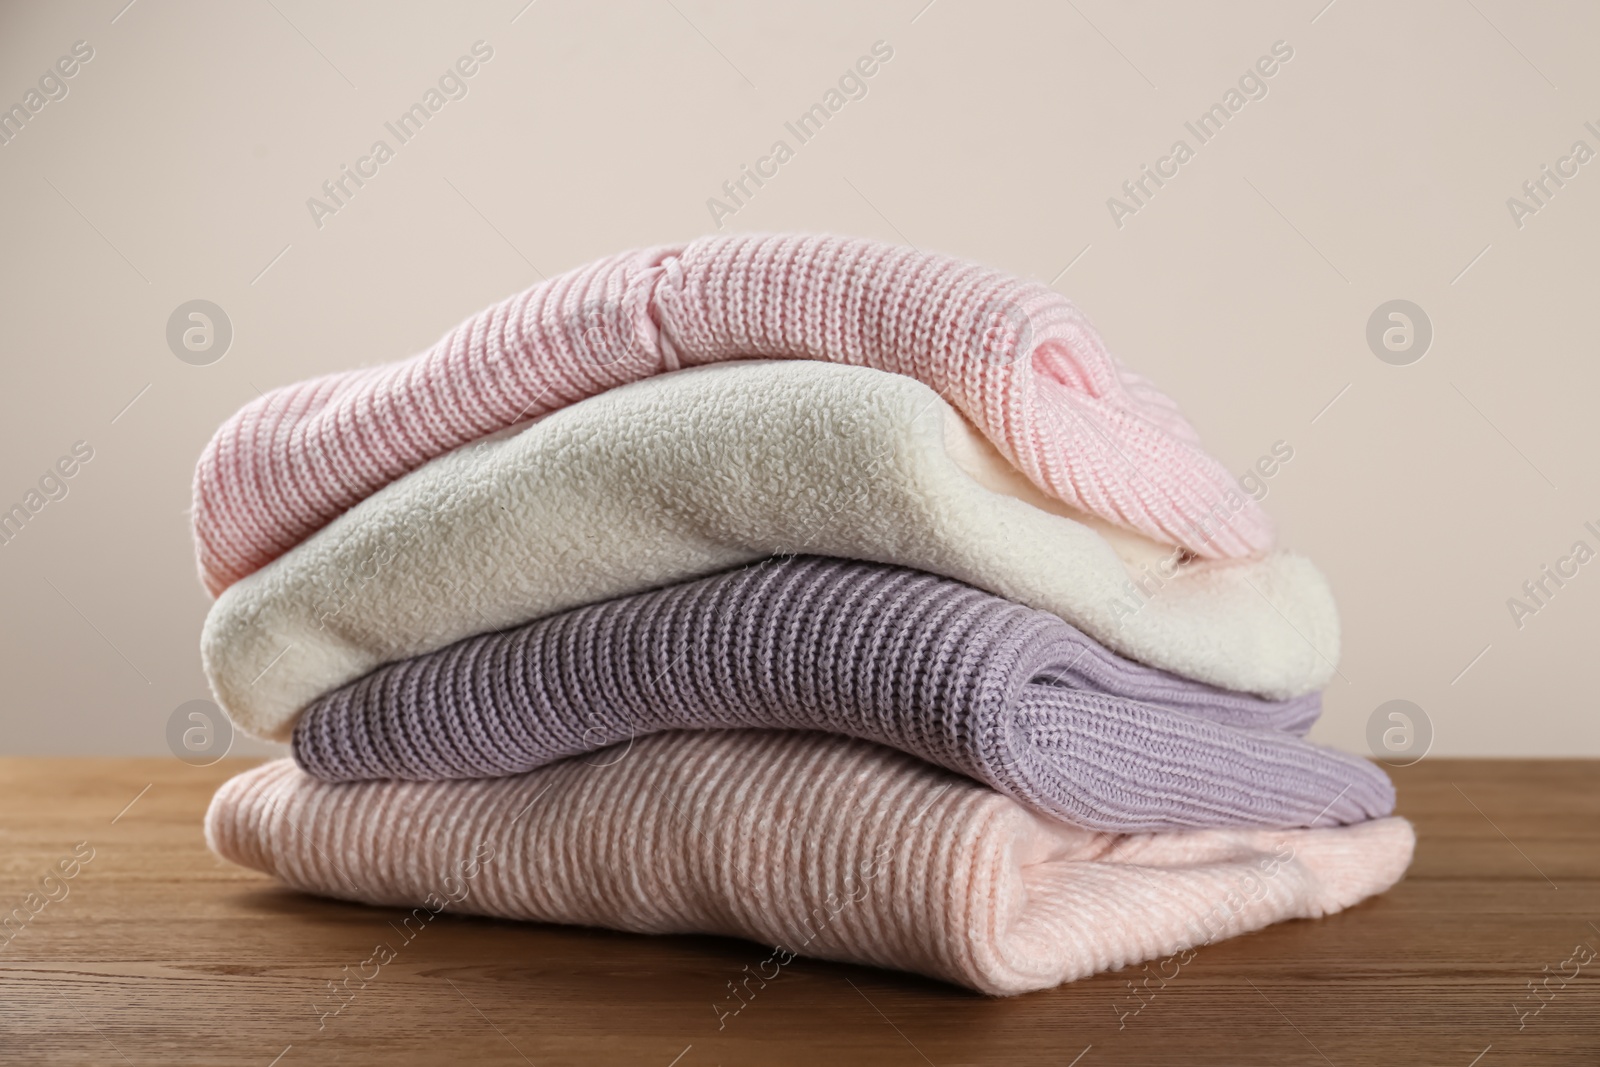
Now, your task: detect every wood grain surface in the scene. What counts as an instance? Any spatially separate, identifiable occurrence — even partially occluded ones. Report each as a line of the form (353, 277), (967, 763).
(0, 756), (1595, 1066)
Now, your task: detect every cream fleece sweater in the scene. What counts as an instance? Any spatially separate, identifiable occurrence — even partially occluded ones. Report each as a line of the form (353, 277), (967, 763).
(206, 731), (1414, 996)
(203, 362), (1338, 741)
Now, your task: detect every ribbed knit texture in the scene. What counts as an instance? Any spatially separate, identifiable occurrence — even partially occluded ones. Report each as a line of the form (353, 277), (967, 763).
(193, 233), (1274, 594)
(207, 732), (1415, 996)
(293, 557), (1386, 831)
(203, 362), (1339, 741)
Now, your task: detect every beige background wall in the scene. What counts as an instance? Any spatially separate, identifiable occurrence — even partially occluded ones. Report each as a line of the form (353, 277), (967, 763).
(1, 0), (1594, 758)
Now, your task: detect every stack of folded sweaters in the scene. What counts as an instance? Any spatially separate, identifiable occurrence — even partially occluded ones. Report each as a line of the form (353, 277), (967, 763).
(196, 233), (1412, 996)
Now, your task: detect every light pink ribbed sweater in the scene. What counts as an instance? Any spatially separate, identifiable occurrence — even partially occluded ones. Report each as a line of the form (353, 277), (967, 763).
(206, 732), (1413, 995)
(193, 234), (1273, 594)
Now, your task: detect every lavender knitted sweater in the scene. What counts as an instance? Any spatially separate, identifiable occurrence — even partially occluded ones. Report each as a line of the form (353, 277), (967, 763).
(293, 557), (1391, 831)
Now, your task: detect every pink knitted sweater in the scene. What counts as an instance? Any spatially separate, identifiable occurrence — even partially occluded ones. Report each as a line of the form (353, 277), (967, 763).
(192, 234), (1272, 594)
(207, 731), (1414, 995)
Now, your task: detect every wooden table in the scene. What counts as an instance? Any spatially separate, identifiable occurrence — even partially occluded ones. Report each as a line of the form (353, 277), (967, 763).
(0, 758), (1595, 1066)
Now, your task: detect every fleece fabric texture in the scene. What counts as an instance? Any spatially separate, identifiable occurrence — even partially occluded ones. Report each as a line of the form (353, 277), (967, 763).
(293, 556), (1388, 832)
(204, 362), (1339, 742)
(207, 731), (1416, 996)
(193, 232), (1274, 594)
